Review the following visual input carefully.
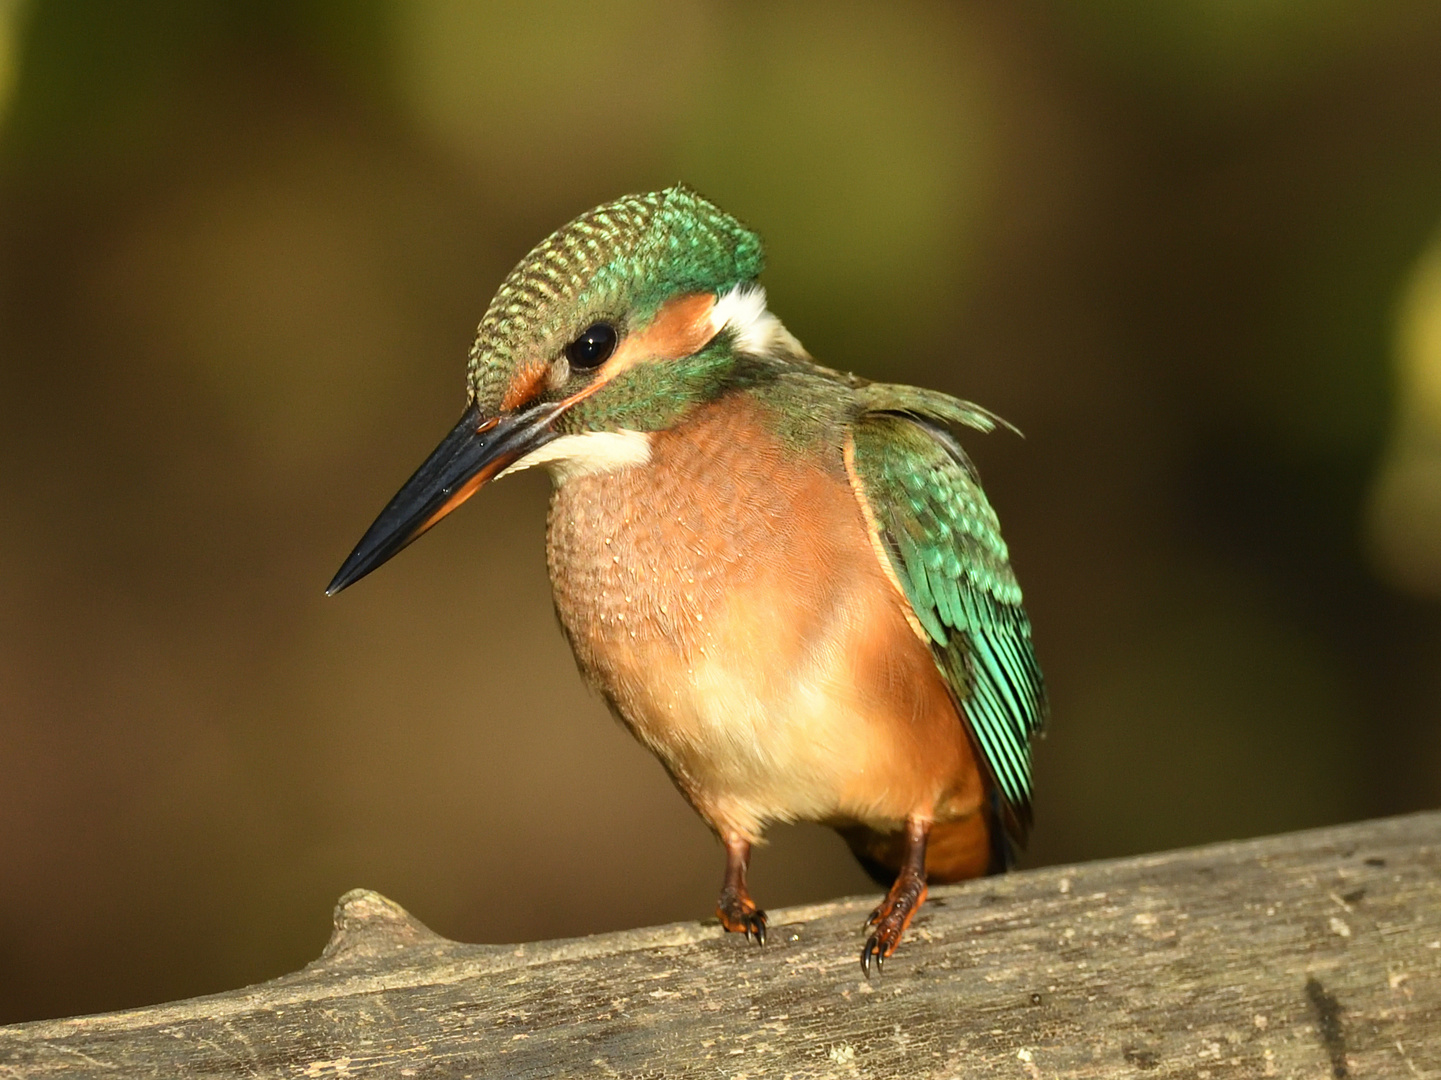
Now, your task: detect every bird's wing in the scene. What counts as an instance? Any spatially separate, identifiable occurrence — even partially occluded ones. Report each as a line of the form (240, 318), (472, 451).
(846, 397), (1046, 839)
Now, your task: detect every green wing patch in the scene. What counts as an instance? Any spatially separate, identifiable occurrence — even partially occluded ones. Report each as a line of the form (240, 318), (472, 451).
(850, 408), (1046, 837)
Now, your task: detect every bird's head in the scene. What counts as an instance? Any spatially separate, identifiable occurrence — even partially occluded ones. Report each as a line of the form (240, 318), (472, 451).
(328, 185), (795, 594)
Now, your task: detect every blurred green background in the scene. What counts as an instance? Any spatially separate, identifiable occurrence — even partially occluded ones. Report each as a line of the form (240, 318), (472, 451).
(2, 0), (1441, 1024)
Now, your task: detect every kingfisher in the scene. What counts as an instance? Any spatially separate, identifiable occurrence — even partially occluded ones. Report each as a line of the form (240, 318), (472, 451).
(327, 186), (1045, 973)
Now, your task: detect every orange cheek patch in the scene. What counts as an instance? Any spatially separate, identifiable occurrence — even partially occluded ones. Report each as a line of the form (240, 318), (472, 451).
(501, 360), (551, 411)
(632, 292), (719, 361)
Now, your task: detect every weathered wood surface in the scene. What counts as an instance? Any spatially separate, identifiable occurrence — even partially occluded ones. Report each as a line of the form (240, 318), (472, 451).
(3, 813), (1440, 1079)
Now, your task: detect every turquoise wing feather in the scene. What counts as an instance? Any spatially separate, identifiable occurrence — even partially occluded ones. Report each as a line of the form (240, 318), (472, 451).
(848, 398), (1046, 837)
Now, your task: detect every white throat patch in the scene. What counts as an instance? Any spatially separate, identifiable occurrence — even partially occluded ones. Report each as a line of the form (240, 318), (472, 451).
(710, 284), (804, 358)
(497, 429), (652, 484)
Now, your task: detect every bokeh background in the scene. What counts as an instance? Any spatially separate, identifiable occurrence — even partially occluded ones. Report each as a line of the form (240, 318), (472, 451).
(2, 0), (1441, 1024)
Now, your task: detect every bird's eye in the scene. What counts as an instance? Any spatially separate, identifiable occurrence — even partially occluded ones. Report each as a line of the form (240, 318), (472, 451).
(565, 322), (618, 369)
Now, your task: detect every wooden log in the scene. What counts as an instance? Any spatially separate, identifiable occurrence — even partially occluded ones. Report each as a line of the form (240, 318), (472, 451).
(2, 812), (1439, 1078)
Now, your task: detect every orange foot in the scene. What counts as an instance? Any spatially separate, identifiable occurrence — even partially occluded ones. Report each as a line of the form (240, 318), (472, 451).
(717, 889), (767, 945)
(861, 874), (927, 975)
(860, 818), (932, 976)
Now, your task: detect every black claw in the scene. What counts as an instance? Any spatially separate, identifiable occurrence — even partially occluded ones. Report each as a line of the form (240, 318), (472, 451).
(861, 928), (894, 976)
(747, 912), (767, 946)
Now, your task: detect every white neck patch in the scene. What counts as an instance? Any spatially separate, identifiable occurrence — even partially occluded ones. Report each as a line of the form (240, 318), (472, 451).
(710, 284), (804, 358)
(497, 429), (652, 484)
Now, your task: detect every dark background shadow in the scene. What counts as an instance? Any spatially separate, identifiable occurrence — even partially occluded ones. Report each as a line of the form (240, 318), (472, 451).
(2, 0), (1440, 1023)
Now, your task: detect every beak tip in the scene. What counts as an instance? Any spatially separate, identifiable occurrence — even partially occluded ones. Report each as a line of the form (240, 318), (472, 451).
(325, 563), (362, 597)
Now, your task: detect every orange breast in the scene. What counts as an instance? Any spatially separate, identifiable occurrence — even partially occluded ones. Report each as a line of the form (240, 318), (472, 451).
(545, 395), (987, 843)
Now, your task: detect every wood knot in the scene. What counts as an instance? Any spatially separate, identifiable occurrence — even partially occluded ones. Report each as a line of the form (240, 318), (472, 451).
(318, 889), (444, 967)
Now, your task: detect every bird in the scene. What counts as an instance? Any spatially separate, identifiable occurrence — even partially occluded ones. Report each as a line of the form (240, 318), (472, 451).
(327, 185), (1046, 974)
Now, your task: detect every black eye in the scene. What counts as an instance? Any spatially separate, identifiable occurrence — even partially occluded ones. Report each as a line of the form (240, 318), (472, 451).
(565, 322), (618, 369)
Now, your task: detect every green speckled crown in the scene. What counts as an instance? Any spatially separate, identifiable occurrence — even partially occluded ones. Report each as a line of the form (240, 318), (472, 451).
(468, 186), (765, 407)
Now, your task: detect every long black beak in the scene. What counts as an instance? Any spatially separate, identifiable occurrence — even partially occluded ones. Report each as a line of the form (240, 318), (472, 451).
(326, 400), (559, 595)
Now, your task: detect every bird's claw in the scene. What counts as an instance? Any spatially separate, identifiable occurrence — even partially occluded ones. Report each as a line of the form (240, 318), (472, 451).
(860, 933), (888, 976)
(743, 910), (767, 946)
(860, 897), (897, 974)
(860, 917), (902, 977)
(858, 878), (927, 977)
(718, 894), (767, 946)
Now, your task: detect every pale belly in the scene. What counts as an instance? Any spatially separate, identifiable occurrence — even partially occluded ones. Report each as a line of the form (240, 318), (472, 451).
(545, 404), (984, 842)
